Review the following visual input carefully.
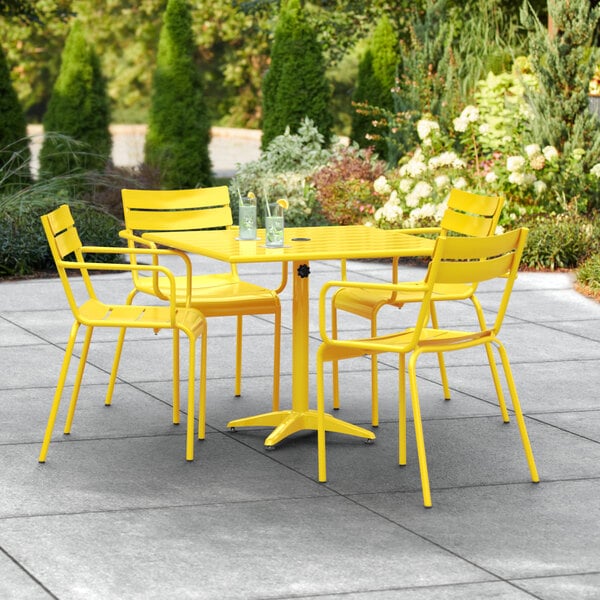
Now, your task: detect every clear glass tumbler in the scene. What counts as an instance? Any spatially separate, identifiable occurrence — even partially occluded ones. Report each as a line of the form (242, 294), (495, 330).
(265, 203), (284, 247)
(239, 195), (257, 240)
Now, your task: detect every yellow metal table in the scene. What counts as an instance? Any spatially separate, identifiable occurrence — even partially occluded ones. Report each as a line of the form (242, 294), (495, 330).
(144, 225), (435, 447)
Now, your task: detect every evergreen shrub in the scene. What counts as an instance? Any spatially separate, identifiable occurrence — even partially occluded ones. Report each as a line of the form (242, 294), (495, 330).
(39, 20), (112, 179)
(520, 213), (600, 270)
(0, 201), (123, 277)
(261, 0), (333, 149)
(145, 0), (212, 189)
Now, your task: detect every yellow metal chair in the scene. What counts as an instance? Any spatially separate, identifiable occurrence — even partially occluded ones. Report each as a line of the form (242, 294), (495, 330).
(316, 228), (539, 507)
(38, 204), (207, 463)
(332, 189), (505, 426)
(120, 187), (284, 409)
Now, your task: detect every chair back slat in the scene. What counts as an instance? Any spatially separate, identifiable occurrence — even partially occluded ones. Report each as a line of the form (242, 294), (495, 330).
(122, 187), (233, 232)
(41, 204), (96, 316)
(441, 189), (504, 238)
(428, 228), (528, 332)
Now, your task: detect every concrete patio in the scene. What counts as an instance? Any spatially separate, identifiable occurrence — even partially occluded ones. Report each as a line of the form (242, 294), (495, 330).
(1, 250), (600, 599)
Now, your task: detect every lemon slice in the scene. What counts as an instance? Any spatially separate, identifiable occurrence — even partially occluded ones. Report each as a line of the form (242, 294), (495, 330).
(276, 198), (289, 210)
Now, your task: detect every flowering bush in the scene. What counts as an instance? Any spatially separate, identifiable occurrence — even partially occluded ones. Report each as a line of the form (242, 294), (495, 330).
(310, 145), (387, 225)
(373, 100), (600, 230)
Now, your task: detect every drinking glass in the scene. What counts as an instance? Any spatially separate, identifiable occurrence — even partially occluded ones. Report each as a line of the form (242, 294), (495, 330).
(265, 203), (284, 247)
(239, 195), (257, 240)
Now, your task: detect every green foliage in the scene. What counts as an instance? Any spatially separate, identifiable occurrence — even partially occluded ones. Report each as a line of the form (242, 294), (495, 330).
(520, 0), (600, 170)
(311, 145), (387, 225)
(577, 252), (600, 294)
(519, 212), (600, 271)
(39, 19), (112, 179)
(0, 43), (30, 188)
(145, 0), (212, 189)
(231, 118), (332, 227)
(350, 15), (399, 161)
(261, 0), (333, 149)
(0, 199), (122, 276)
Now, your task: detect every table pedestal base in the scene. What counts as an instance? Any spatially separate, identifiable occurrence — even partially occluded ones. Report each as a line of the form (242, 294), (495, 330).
(227, 410), (376, 447)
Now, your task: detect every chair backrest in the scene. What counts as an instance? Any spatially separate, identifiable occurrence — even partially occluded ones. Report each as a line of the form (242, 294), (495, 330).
(440, 189), (504, 238)
(40, 204), (96, 316)
(422, 228), (528, 335)
(121, 187), (233, 233)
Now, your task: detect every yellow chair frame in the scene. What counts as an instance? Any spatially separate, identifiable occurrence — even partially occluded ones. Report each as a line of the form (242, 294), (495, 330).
(120, 187), (284, 409)
(38, 204), (207, 463)
(332, 189), (505, 426)
(316, 228), (539, 507)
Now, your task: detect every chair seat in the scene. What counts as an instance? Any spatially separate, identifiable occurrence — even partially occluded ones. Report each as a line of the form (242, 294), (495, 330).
(333, 282), (479, 318)
(79, 298), (206, 336)
(135, 274), (279, 316)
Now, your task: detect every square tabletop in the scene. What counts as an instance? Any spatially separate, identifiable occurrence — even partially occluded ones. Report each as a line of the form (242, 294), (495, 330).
(143, 225), (435, 264)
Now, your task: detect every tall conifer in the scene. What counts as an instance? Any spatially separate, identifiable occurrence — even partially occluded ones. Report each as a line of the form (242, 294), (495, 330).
(350, 15), (399, 162)
(39, 20), (111, 178)
(145, 0), (212, 189)
(261, 0), (333, 150)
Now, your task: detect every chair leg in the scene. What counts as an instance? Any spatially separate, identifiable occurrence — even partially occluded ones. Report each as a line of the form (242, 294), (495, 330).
(105, 327), (126, 407)
(186, 332), (196, 462)
(496, 342), (539, 482)
(172, 329), (180, 425)
(197, 323), (208, 442)
(398, 353), (407, 466)
(39, 323), (80, 463)
(409, 352), (433, 508)
(331, 304), (340, 411)
(429, 303), (451, 400)
(471, 296), (509, 422)
(370, 312), (379, 427)
(64, 326), (93, 434)
(234, 315), (243, 397)
(272, 307), (281, 412)
(316, 346), (328, 483)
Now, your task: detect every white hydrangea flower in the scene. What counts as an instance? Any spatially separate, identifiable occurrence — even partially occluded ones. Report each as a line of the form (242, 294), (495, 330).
(434, 174), (450, 188)
(533, 180), (547, 195)
(485, 171), (498, 183)
(416, 119), (439, 141)
(453, 177), (467, 189)
(399, 178), (413, 193)
(461, 105), (479, 122)
(542, 145), (559, 161)
(508, 171), (526, 185)
(373, 175), (391, 195)
(412, 181), (433, 199)
(525, 144), (541, 158)
(506, 155), (526, 172)
(388, 189), (400, 205)
(591, 163), (600, 178)
(478, 123), (491, 135)
(435, 200), (448, 221)
(453, 116), (469, 132)
(405, 191), (420, 208)
(399, 151), (427, 178)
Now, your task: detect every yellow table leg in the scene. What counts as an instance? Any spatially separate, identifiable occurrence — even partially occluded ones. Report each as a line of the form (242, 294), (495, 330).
(227, 260), (375, 446)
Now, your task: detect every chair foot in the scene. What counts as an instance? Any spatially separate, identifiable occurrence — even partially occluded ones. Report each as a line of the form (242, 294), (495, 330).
(234, 394), (241, 398)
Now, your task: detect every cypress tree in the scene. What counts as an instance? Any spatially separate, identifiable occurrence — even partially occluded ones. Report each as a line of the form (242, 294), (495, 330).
(39, 20), (112, 178)
(350, 15), (399, 162)
(521, 0), (600, 168)
(0, 43), (31, 187)
(261, 0), (333, 150)
(145, 0), (212, 189)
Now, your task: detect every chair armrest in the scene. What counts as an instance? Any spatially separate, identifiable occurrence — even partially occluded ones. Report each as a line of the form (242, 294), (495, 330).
(79, 246), (193, 307)
(318, 279), (428, 342)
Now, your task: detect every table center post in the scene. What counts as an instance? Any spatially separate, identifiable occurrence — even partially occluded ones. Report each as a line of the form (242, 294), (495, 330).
(292, 261), (310, 413)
